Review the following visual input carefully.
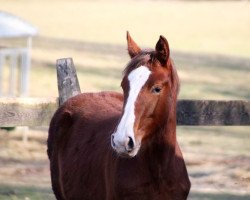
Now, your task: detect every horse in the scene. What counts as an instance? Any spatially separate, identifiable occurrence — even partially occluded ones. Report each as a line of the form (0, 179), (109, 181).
(47, 32), (191, 200)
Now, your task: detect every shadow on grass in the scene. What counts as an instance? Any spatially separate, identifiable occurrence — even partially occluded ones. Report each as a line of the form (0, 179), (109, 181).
(0, 184), (55, 200)
(33, 36), (250, 98)
(0, 156), (48, 166)
(32, 60), (122, 79)
(34, 36), (250, 72)
(189, 191), (250, 200)
(34, 36), (125, 57)
(75, 64), (122, 79)
(204, 86), (250, 99)
(173, 51), (250, 73)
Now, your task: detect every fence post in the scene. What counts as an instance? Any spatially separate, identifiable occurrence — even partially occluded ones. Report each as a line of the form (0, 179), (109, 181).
(56, 58), (81, 106)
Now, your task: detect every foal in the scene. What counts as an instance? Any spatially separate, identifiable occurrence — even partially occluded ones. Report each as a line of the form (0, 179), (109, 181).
(48, 33), (190, 200)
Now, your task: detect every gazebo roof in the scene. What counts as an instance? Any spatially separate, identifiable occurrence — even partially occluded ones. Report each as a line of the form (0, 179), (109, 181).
(0, 11), (38, 38)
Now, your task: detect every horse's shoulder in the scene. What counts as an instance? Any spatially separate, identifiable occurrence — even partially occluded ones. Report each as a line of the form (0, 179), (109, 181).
(64, 91), (123, 108)
(48, 91), (123, 156)
(61, 91), (123, 119)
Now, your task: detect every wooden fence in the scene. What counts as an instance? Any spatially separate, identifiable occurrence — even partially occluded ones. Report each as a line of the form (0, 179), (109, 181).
(0, 58), (250, 127)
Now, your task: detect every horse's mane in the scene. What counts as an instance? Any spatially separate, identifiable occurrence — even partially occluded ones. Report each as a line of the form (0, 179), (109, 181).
(169, 58), (180, 97)
(123, 50), (152, 76)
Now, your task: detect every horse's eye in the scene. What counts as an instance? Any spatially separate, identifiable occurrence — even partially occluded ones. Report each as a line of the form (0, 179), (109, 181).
(151, 86), (162, 94)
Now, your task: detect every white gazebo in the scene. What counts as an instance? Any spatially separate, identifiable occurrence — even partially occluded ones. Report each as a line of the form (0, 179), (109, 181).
(0, 11), (37, 97)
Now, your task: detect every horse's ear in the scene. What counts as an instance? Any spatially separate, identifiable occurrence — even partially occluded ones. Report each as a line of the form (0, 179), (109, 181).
(155, 35), (170, 66)
(127, 31), (141, 58)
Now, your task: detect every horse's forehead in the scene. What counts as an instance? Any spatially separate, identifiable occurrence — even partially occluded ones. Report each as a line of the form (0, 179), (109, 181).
(151, 67), (169, 79)
(125, 65), (169, 88)
(138, 64), (167, 82)
(128, 66), (151, 81)
(126, 66), (151, 92)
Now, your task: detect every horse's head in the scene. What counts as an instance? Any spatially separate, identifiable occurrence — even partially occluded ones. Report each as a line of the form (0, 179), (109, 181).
(111, 32), (179, 158)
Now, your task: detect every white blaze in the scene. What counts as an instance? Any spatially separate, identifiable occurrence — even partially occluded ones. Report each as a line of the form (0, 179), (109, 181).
(114, 66), (151, 145)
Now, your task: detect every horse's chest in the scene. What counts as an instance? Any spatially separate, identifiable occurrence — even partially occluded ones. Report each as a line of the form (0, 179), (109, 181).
(114, 161), (170, 200)
(115, 179), (170, 200)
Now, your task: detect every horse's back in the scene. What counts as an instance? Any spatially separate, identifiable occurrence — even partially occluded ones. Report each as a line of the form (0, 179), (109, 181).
(48, 91), (123, 200)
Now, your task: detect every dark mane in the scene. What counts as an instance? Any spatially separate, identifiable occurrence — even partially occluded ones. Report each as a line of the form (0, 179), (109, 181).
(169, 58), (180, 96)
(123, 50), (153, 76)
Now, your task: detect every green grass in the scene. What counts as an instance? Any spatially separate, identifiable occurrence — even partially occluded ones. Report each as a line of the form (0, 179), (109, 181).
(1, 185), (249, 200)
(189, 192), (250, 200)
(26, 36), (250, 101)
(0, 185), (54, 200)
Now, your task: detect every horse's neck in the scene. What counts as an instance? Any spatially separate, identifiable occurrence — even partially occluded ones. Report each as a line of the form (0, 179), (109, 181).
(144, 126), (190, 199)
(147, 128), (176, 165)
(144, 107), (179, 180)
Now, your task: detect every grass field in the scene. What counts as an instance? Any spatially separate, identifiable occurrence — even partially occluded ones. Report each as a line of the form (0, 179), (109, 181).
(0, 0), (250, 199)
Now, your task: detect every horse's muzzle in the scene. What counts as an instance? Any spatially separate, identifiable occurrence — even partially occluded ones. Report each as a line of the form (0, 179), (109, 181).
(111, 134), (139, 158)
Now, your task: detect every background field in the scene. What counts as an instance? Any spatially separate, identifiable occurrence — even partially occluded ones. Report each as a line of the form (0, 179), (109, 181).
(0, 0), (250, 199)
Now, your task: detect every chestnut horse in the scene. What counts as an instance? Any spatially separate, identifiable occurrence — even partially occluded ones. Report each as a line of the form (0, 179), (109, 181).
(48, 32), (190, 200)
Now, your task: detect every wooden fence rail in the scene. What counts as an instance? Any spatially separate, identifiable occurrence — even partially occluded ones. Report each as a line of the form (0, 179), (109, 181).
(0, 97), (58, 127)
(0, 58), (250, 127)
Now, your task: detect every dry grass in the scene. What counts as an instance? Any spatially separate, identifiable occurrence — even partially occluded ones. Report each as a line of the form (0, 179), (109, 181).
(2, 0), (250, 57)
(0, 128), (53, 200)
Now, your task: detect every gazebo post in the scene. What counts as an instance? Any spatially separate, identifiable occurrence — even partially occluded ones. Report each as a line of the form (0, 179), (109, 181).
(0, 11), (37, 97)
(0, 55), (3, 96)
(9, 53), (17, 96)
(20, 36), (32, 96)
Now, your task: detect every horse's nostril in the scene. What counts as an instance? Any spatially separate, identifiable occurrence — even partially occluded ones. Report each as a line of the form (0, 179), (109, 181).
(111, 134), (115, 147)
(126, 136), (134, 152)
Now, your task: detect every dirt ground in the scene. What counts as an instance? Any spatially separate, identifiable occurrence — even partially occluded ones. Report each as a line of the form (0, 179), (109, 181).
(0, 127), (249, 200)
(0, 128), (52, 199)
